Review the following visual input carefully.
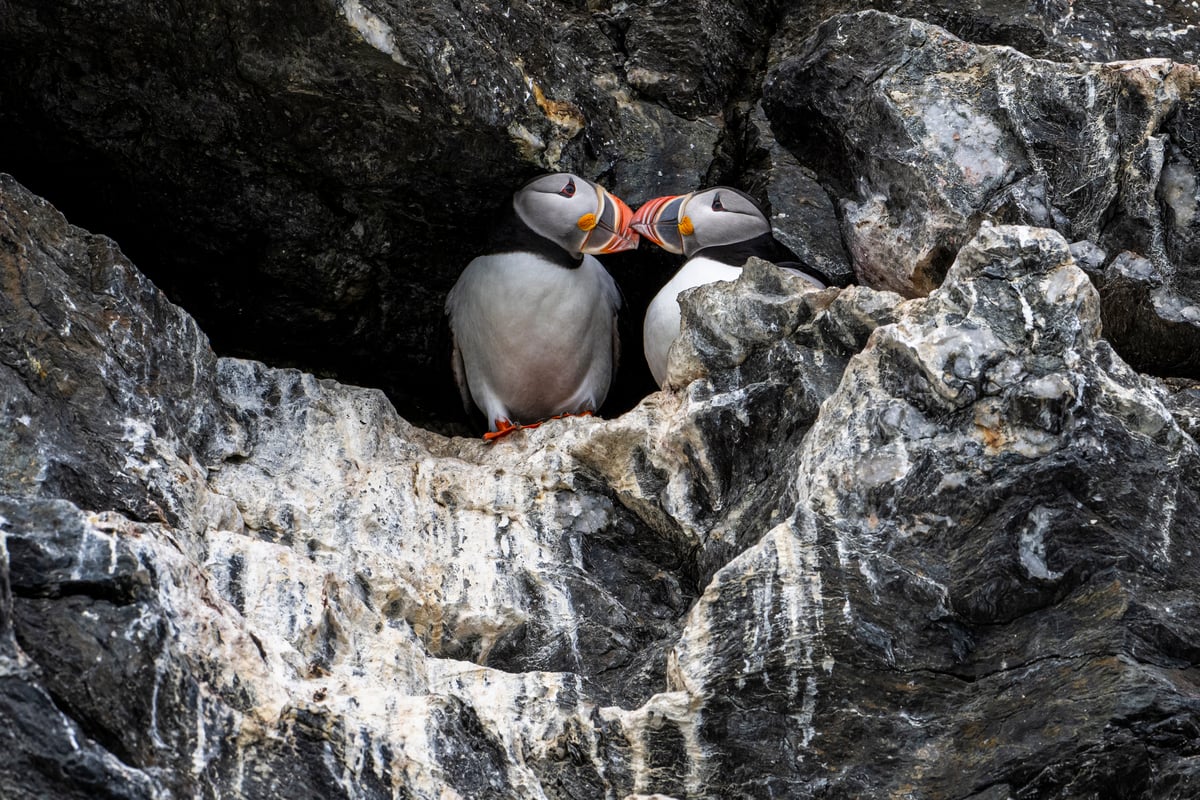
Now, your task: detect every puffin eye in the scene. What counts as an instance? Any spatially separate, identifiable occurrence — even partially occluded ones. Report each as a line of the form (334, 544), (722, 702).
(560, 178), (577, 198)
(711, 193), (724, 212)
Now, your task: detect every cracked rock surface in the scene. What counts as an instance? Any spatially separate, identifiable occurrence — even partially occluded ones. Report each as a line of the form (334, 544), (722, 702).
(764, 10), (1200, 377)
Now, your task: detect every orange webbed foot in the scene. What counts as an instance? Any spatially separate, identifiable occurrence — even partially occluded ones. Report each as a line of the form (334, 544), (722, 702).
(482, 411), (596, 442)
(483, 418), (520, 442)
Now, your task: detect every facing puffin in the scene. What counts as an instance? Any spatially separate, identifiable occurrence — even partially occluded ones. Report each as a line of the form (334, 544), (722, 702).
(445, 172), (639, 440)
(631, 187), (829, 387)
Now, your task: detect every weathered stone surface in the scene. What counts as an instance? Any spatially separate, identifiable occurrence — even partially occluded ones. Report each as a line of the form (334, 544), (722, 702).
(616, 0), (774, 119)
(764, 10), (1200, 381)
(0, 173), (232, 528)
(0, 171), (695, 796)
(742, 105), (856, 288)
(1163, 376), (1200, 441)
(577, 259), (888, 588)
(6, 159), (1200, 798)
(659, 223), (1200, 797)
(773, 0), (1200, 64)
(1099, 250), (1200, 375)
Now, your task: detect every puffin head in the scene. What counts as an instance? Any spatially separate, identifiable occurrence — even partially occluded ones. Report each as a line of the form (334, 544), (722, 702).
(512, 173), (640, 256)
(631, 187), (771, 258)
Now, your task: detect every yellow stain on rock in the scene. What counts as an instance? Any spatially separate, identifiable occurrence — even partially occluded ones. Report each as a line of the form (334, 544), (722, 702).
(25, 350), (48, 381)
(530, 81), (584, 137)
(977, 423), (1005, 450)
(974, 403), (1008, 451)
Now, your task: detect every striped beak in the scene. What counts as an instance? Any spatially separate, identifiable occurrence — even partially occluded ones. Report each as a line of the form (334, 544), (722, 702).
(630, 194), (690, 255)
(582, 188), (641, 254)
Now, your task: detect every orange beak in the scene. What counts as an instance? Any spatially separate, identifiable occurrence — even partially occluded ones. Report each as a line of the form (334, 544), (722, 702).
(582, 188), (641, 254)
(630, 194), (690, 255)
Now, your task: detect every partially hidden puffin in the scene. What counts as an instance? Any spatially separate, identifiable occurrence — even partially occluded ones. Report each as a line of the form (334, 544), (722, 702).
(631, 187), (829, 387)
(445, 173), (639, 440)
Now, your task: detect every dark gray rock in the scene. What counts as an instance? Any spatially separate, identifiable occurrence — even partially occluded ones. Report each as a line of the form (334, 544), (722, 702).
(772, 0), (1200, 64)
(1100, 250), (1200, 375)
(742, 105), (856, 287)
(1162, 376), (1200, 440)
(664, 223), (1200, 798)
(0, 490), (157, 800)
(1069, 238), (1108, 277)
(2, 171), (702, 798)
(2, 498), (171, 798)
(616, 0), (777, 118)
(579, 260), (897, 588)
(0, 675), (162, 800)
(0, 174), (232, 528)
(764, 10), (1200, 381)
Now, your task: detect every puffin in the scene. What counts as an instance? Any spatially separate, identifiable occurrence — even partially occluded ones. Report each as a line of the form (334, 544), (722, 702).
(631, 187), (829, 387)
(445, 172), (639, 440)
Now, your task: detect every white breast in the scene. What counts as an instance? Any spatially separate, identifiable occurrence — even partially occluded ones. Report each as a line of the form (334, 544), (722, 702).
(642, 257), (742, 387)
(446, 252), (621, 427)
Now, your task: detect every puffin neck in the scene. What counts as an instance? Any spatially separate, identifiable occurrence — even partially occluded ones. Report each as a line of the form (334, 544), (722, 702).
(691, 231), (799, 267)
(488, 203), (584, 269)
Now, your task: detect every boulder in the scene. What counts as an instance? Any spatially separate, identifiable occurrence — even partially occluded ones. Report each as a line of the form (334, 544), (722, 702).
(765, 10), (1200, 381)
(773, 0), (1200, 64)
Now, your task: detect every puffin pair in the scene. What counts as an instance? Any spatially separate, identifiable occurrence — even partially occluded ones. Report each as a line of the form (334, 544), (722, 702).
(446, 174), (826, 439)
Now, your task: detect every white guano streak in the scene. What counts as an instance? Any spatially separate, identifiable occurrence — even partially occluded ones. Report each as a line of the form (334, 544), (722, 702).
(339, 0), (398, 58)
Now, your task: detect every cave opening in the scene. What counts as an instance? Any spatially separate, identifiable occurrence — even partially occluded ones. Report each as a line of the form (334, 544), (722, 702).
(0, 126), (677, 436)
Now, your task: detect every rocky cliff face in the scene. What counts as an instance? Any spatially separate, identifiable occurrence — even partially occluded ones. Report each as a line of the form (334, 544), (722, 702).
(3, 2), (1200, 799)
